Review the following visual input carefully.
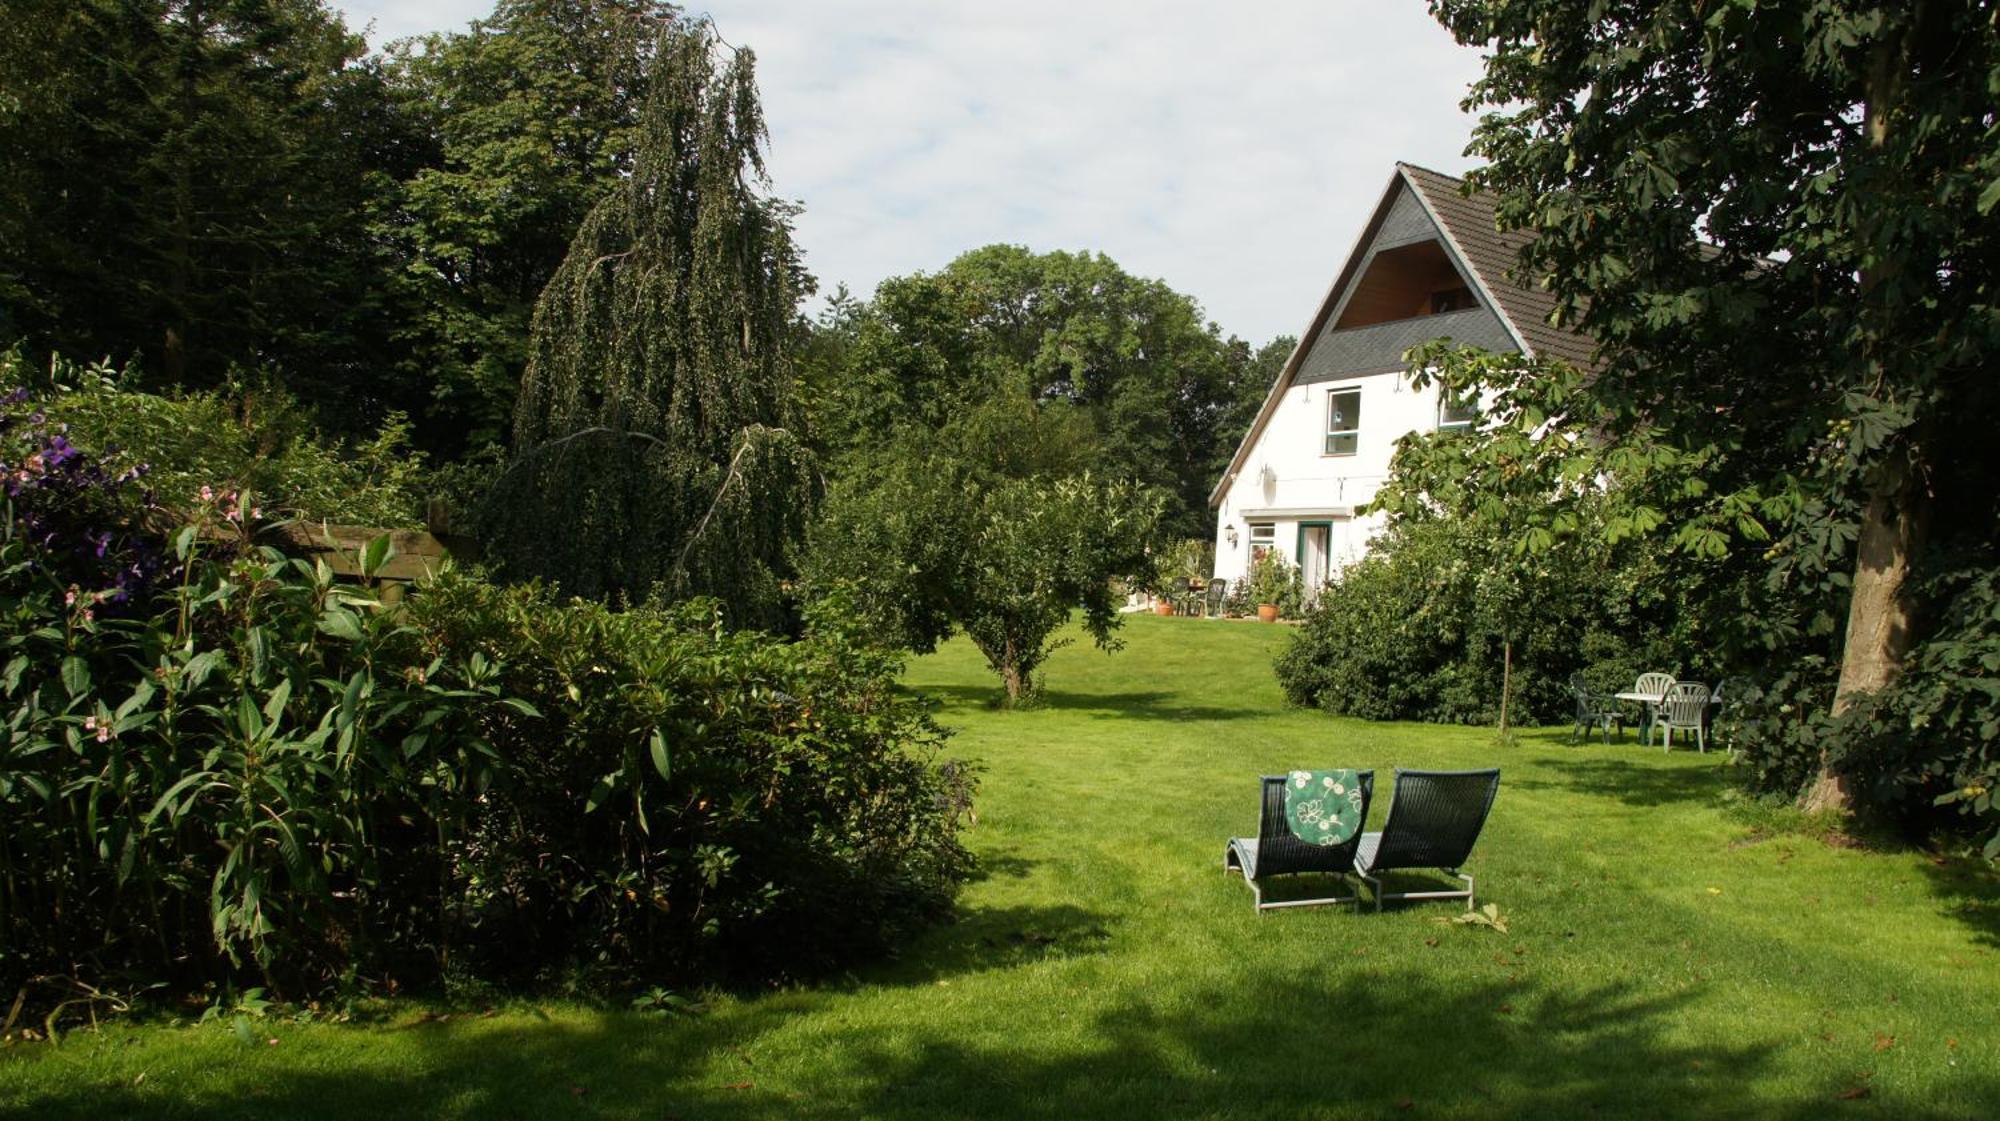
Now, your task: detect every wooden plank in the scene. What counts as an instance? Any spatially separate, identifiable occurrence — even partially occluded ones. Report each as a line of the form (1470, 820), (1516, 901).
(261, 523), (471, 583)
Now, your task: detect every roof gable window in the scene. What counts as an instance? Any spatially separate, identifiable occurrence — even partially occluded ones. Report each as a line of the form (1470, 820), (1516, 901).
(1331, 239), (1479, 331)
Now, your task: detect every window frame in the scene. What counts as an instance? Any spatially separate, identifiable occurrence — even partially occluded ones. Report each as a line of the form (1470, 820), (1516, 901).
(1437, 388), (1477, 431)
(1323, 387), (1361, 457)
(1247, 521), (1276, 560)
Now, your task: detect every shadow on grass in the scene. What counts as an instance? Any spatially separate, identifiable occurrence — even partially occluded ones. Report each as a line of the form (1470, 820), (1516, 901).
(962, 848), (1037, 884)
(1918, 853), (2000, 949)
(864, 901), (1116, 987)
(19, 967), (1990, 1121)
(1508, 756), (1732, 809)
(912, 683), (1266, 723)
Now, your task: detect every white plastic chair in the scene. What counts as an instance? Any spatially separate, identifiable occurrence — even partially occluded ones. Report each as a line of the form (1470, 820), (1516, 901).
(1633, 672), (1675, 739)
(1655, 682), (1711, 752)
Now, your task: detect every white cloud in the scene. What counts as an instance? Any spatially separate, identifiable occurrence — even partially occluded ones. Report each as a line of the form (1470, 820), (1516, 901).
(335, 0), (488, 44)
(334, 1), (1487, 343)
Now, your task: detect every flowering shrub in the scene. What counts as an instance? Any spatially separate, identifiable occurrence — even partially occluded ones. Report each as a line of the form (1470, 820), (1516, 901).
(5, 351), (429, 526)
(0, 408), (976, 1010)
(1, 391), (166, 607)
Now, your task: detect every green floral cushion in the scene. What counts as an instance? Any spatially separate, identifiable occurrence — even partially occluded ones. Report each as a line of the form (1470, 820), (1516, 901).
(1284, 769), (1364, 846)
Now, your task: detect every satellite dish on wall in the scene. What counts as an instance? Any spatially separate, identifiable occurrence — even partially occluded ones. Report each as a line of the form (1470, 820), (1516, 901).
(1258, 462), (1277, 502)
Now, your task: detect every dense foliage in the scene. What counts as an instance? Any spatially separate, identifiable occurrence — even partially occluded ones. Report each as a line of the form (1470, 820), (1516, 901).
(802, 246), (1279, 540)
(484, 16), (817, 623)
(10, 351), (428, 526)
(0, 0), (679, 449)
(1426, 0), (2000, 841)
(806, 431), (1163, 703)
(0, 417), (973, 1004)
(1277, 501), (1699, 727)
(0, 0), (425, 428)
(381, 0), (677, 453)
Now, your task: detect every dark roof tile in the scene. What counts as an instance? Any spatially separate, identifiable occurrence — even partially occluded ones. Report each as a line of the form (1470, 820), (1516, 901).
(1398, 163), (1598, 371)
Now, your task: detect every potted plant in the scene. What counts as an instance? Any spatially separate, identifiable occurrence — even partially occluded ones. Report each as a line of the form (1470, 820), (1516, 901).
(1221, 579), (1250, 619)
(1246, 550), (1299, 622)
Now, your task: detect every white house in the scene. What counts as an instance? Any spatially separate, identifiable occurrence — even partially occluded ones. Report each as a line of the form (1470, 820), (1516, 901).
(1209, 163), (1594, 595)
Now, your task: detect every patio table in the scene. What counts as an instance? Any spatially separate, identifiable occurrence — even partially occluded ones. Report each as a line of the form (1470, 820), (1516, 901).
(1614, 690), (1665, 741)
(1614, 689), (1719, 743)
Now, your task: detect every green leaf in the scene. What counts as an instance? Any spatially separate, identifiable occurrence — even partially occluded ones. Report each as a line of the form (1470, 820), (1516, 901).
(649, 728), (672, 782)
(60, 656), (90, 700)
(261, 678), (293, 728)
(497, 697), (541, 718)
(317, 608), (365, 642)
(117, 680), (157, 721)
(147, 772), (215, 824)
(184, 649), (225, 689)
(1978, 176), (2000, 215)
(360, 534), (394, 580)
(585, 770), (621, 813)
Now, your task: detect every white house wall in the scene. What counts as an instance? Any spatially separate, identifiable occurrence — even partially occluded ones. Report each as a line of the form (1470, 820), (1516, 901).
(1212, 369), (1462, 585)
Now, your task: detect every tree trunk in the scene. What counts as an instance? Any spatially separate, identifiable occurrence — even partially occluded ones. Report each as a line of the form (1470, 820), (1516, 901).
(1801, 29), (1926, 815)
(1802, 455), (1928, 812)
(972, 635), (1028, 705)
(1498, 637), (1513, 738)
(1000, 663), (1026, 704)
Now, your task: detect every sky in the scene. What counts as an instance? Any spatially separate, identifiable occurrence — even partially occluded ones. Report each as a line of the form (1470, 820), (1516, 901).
(334, 2), (1488, 346)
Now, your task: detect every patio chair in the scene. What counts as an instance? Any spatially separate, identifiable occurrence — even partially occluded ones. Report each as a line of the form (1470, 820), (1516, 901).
(1654, 682), (1711, 752)
(1205, 577), (1228, 618)
(1632, 671), (1676, 738)
(1224, 772), (1375, 912)
(1568, 672), (1624, 745)
(1354, 768), (1500, 912)
(1634, 672), (1676, 696)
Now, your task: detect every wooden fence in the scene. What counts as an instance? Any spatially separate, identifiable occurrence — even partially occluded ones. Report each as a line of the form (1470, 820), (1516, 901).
(264, 501), (477, 592)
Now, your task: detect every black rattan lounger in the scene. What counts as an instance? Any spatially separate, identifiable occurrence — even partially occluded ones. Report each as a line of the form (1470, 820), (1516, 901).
(1355, 768), (1500, 912)
(1223, 772), (1375, 913)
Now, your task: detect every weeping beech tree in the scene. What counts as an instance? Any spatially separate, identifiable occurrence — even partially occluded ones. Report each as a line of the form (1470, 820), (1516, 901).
(486, 17), (816, 626)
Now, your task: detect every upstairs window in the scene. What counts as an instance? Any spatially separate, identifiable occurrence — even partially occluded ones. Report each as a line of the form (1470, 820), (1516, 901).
(1438, 388), (1478, 430)
(1324, 389), (1360, 456)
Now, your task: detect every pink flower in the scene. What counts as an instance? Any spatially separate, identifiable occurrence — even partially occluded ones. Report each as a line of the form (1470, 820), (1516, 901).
(64, 589), (77, 607)
(80, 608), (94, 624)
(199, 485), (214, 502)
(24, 453), (42, 473)
(82, 716), (112, 743)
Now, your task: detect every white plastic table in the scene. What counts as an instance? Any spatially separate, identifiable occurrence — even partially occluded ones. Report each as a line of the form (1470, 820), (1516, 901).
(1614, 691), (1665, 740)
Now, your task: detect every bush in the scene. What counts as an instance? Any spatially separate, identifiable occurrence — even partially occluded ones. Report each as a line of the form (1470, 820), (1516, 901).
(403, 577), (977, 984)
(8, 351), (430, 526)
(0, 408), (974, 1011)
(1275, 516), (1700, 726)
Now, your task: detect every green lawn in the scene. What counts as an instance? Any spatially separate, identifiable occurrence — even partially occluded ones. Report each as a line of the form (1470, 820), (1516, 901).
(5, 615), (1996, 1119)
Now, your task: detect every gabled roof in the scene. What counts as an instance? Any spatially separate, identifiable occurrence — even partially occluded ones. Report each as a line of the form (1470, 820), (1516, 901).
(1208, 163), (1596, 508)
(1397, 164), (1596, 371)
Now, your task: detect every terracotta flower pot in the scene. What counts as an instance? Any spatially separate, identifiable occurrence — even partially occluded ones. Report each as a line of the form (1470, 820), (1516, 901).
(1153, 601), (1175, 617)
(1257, 604), (1279, 623)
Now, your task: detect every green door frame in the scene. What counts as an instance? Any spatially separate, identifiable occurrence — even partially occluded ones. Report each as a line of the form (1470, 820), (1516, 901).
(1295, 520), (1332, 572)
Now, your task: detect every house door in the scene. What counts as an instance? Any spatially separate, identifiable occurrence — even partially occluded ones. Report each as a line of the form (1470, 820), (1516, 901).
(1297, 522), (1332, 606)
